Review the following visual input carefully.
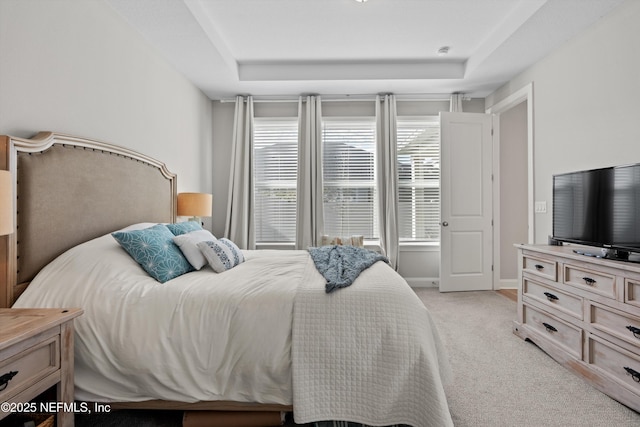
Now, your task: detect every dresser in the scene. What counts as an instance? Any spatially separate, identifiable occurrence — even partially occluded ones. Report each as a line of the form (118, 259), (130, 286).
(0, 308), (83, 427)
(514, 244), (640, 411)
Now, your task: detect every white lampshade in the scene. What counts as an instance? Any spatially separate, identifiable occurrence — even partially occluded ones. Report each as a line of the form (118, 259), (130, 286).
(177, 193), (212, 218)
(0, 170), (14, 236)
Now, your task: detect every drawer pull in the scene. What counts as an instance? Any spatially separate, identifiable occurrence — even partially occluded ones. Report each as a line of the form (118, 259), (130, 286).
(582, 277), (596, 285)
(0, 370), (18, 391)
(543, 292), (559, 302)
(624, 367), (640, 382)
(542, 322), (558, 333)
(626, 325), (640, 339)
(534, 264), (544, 271)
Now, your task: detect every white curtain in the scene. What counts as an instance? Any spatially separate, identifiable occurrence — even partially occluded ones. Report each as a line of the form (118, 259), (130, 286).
(450, 93), (464, 112)
(296, 96), (324, 249)
(225, 96), (256, 249)
(375, 94), (399, 269)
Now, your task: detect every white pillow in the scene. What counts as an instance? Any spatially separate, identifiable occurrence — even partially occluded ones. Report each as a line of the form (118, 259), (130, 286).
(197, 238), (245, 273)
(172, 229), (217, 270)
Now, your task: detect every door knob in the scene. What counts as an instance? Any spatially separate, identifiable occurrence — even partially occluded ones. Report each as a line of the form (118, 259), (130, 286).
(441, 221), (449, 227)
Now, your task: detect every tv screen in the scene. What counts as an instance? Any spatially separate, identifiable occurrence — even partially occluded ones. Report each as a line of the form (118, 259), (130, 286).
(553, 164), (640, 254)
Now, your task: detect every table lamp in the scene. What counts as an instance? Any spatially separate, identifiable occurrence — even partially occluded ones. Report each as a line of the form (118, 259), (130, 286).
(177, 192), (212, 224)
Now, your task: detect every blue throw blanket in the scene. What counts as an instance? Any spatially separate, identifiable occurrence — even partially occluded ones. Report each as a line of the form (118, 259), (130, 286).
(308, 245), (389, 293)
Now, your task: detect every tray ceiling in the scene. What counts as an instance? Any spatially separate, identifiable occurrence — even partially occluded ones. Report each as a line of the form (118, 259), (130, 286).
(106, 0), (624, 99)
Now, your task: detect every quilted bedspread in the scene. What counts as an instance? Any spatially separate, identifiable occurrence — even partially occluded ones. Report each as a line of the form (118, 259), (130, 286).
(292, 256), (453, 427)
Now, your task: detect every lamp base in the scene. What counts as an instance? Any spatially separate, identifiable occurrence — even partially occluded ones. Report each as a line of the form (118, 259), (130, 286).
(188, 216), (203, 227)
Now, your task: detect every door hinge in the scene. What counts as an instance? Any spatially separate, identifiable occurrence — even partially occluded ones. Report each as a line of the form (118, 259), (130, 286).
(492, 265), (494, 271)
(491, 128), (494, 136)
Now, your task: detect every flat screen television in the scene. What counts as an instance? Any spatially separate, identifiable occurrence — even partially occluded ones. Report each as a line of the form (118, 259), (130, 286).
(552, 163), (640, 261)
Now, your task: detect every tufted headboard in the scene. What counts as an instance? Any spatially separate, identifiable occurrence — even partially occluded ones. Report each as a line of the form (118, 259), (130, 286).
(0, 132), (177, 307)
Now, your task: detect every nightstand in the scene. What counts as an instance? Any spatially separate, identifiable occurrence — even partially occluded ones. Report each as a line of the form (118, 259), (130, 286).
(0, 308), (83, 427)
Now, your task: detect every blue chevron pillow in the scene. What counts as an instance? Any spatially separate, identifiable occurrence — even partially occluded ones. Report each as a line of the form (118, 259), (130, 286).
(112, 224), (194, 283)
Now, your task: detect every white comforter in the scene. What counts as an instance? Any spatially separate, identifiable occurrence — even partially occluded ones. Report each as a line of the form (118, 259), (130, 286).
(14, 231), (301, 405)
(14, 227), (453, 427)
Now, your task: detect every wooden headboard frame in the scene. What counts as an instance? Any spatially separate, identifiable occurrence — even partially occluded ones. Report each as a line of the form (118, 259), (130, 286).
(0, 132), (177, 307)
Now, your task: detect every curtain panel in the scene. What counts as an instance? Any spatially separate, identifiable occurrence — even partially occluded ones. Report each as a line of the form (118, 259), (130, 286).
(375, 94), (400, 269)
(225, 96), (256, 249)
(296, 95), (324, 249)
(450, 93), (464, 112)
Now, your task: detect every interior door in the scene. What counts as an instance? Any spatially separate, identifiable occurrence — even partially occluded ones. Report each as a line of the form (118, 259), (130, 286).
(439, 112), (494, 292)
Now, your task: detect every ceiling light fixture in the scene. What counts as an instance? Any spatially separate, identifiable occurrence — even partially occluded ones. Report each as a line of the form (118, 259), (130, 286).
(354, 0), (369, 3)
(437, 46), (450, 56)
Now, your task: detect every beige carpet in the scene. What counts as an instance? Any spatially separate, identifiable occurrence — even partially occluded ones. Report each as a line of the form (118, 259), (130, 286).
(415, 288), (640, 427)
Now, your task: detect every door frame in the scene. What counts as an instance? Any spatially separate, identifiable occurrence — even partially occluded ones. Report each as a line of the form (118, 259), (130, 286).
(486, 83), (535, 290)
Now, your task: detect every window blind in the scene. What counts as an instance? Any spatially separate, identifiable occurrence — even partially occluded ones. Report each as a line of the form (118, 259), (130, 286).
(253, 118), (298, 243)
(397, 118), (440, 242)
(322, 118), (378, 239)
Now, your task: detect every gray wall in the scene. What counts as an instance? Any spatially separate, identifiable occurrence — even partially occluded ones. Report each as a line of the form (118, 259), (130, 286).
(486, 0), (640, 244)
(212, 101), (236, 238)
(499, 101), (528, 284)
(0, 0), (213, 196)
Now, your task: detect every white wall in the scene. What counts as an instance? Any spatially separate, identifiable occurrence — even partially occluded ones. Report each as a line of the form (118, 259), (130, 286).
(486, 0), (640, 243)
(0, 0), (213, 197)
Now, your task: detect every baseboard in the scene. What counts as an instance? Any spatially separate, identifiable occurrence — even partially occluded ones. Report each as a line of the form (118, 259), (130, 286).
(499, 279), (518, 290)
(407, 278), (517, 289)
(407, 278), (517, 290)
(405, 277), (439, 288)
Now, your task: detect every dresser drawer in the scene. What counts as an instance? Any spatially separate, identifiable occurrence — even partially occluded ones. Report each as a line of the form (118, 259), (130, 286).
(563, 264), (616, 299)
(523, 278), (583, 320)
(522, 254), (557, 281)
(523, 304), (582, 359)
(589, 302), (640, 350)
(587, 334), (640, 397)
(0, 336), (59, 402)
(626, 278), (640, 309)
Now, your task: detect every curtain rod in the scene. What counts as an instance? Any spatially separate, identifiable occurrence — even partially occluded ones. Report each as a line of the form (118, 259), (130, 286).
(218, 94), (470, 103)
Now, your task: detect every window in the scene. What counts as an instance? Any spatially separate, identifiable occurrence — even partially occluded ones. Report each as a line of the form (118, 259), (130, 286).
(252, 114), (440, 244)
(253, 118), (298, 243)
(397, 118), (440, 242)
(322, 118), (378, 239)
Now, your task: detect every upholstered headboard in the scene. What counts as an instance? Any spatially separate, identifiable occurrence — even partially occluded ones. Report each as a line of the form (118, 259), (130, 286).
(0, 132), (177, 307)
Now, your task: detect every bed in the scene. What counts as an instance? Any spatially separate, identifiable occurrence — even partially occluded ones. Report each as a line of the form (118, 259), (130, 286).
(1, 132), (453, 427)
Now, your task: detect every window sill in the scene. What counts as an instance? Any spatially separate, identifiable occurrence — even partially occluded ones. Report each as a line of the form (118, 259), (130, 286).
(255, 241), (441, 252)
(256, 242), (295, 250)
(400, 241), (440, 252)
